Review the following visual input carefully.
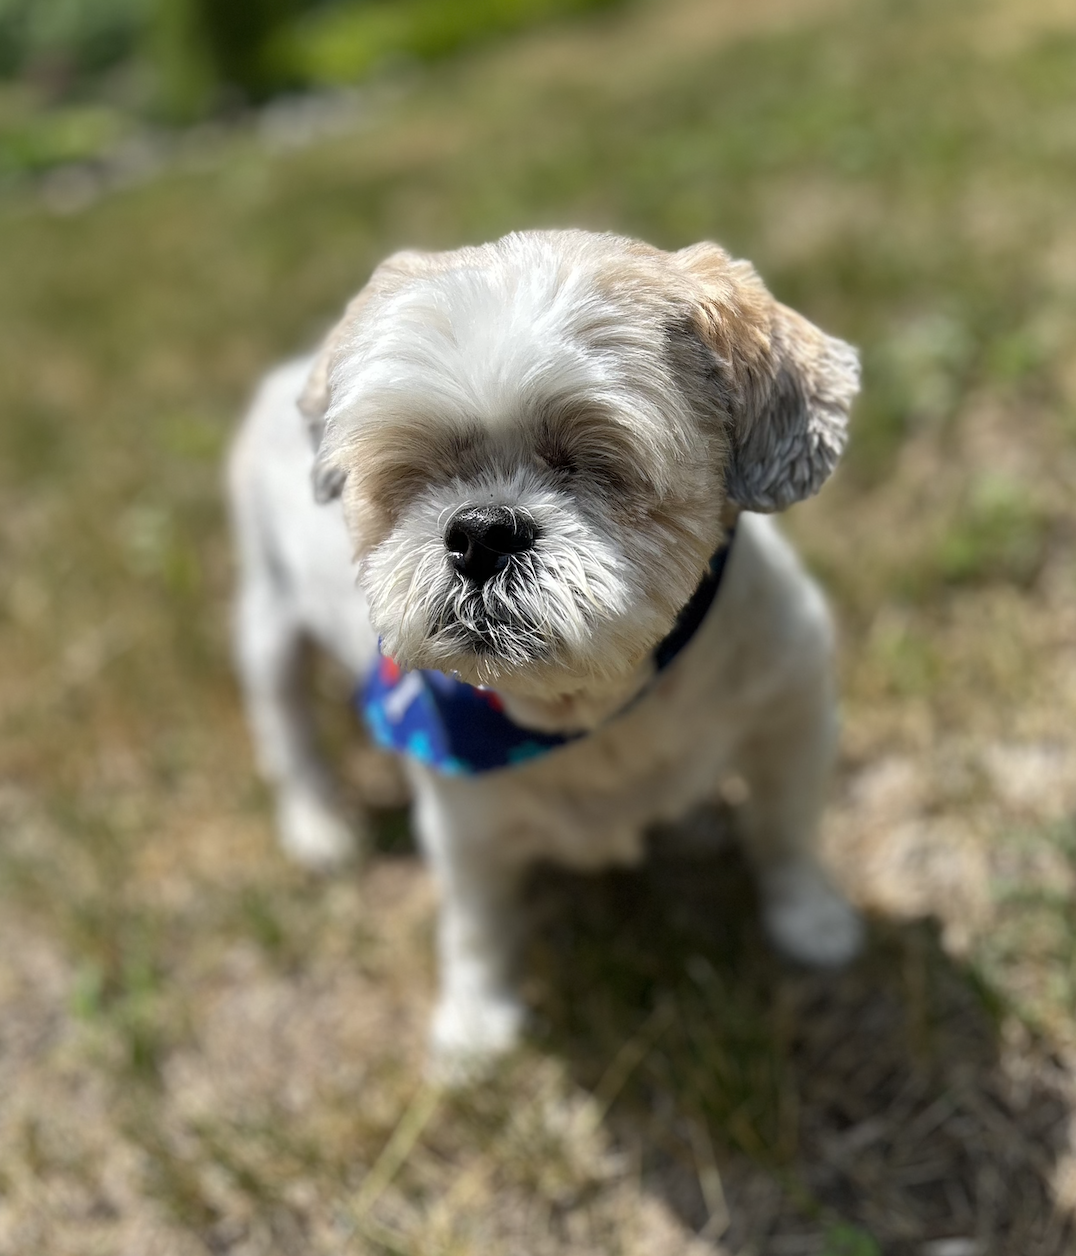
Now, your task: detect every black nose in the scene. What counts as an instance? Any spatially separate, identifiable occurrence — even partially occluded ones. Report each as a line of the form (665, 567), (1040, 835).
(445, 506), (537, 586)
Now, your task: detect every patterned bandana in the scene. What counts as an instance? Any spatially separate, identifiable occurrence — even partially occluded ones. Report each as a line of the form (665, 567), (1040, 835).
(360, 526), (736, 776)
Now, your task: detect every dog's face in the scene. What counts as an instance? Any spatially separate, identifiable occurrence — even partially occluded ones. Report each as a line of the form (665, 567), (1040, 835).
(299, 231), (858, 698)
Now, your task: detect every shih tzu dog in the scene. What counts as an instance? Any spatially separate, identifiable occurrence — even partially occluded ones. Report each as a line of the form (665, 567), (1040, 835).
(227, 229), (863, 1071)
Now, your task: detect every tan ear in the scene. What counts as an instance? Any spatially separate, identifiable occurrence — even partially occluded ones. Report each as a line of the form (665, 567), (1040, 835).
(298, 250), (433, 502)
(674, 243), (860, 513)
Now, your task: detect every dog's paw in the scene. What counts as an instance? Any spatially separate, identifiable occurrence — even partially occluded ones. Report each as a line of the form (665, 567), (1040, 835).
(761, 859), (864, 968)
(276, 790), (357, 872)
(428, 992), (527, 1087)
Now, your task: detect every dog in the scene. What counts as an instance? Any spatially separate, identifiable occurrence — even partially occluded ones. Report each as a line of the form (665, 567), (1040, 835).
(227, 229), (863, 1072)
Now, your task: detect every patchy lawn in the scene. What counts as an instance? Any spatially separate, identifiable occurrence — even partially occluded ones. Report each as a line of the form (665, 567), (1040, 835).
(1, 0), (1075, 1251)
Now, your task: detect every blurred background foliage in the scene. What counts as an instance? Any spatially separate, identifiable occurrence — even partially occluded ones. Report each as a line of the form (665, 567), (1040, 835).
(0, 0), (624, 164)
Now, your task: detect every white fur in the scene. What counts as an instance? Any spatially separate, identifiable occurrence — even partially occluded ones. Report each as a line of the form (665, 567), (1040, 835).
(227, 231), (864, 1077)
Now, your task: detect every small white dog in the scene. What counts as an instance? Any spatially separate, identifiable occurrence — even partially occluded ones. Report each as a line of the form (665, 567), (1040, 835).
(227, 229), (863, 1070)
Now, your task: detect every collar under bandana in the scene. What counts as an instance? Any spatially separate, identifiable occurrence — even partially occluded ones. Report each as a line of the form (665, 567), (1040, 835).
(360, 525), (736, 776)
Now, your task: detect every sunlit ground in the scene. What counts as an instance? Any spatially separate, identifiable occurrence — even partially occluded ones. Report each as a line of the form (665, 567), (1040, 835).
(2, 0), (1076, 1251)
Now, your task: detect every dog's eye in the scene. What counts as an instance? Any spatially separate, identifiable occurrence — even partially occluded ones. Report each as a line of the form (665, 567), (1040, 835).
(538, 446), (577, 477)
(584, 459), (632, 498)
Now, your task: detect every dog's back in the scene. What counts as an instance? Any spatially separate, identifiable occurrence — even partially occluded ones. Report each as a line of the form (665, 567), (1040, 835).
(228, 357), (378, 679)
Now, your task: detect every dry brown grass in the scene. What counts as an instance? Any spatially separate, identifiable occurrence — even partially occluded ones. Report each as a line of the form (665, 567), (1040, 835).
(2, 0), (1076, 1251)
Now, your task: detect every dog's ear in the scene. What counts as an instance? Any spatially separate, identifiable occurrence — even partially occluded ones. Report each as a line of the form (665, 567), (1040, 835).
(673, 242), (860, 513)
(298, 250), (432, 503)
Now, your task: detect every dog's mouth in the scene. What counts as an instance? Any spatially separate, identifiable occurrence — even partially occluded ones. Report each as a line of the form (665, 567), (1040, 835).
(430, 604), (553, 667)
(420, 557), (569, 671)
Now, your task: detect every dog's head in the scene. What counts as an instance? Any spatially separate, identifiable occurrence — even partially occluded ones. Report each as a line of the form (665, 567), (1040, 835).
(299, 231), (858, 698)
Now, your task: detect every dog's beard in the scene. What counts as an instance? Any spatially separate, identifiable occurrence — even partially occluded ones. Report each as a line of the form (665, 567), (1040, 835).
(361, 481), (670, 694)
(429, 554), (552, 664)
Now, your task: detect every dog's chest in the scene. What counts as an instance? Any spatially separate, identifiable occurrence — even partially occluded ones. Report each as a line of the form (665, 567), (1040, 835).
(443, 663), (738, 869)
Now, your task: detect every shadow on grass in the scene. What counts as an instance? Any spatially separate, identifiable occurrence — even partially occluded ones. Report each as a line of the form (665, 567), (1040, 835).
(524, 825), (1075, 1255)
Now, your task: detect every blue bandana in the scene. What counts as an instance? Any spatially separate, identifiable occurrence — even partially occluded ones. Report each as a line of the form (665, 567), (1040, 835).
(360, 527), (736, 776)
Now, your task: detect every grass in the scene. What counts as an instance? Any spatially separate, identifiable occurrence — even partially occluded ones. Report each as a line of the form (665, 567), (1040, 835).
(1, 0), (1076, 1250)
(276, 0), (627, 87)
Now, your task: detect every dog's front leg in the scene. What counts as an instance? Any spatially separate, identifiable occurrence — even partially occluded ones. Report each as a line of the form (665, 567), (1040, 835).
(233, 574), (359, 871)
(413, 783), (528, 1078)
(733, 674), (863, 968)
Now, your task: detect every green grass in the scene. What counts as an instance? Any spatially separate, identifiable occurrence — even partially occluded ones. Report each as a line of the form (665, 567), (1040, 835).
(276, 0), (627, 86)
(1, 0), (1076, 1251)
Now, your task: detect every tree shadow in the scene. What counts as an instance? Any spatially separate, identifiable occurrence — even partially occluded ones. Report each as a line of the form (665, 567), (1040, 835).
(523, 817), (1075, 1255)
